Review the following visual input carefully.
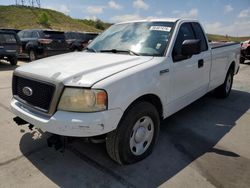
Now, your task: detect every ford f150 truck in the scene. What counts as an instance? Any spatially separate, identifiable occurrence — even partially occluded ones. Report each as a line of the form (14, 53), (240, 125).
(11, 19), (240, 164)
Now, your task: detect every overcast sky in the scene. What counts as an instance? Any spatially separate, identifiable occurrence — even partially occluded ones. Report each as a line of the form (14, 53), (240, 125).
(1, 0), (250, 36)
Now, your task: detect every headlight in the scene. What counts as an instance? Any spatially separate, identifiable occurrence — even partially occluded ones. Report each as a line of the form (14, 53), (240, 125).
(58, 88), (108, 112)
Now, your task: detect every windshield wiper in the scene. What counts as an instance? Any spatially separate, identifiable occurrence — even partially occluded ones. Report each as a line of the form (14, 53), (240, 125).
(85, 47), (97, 52)
(100, 49), (140, 56)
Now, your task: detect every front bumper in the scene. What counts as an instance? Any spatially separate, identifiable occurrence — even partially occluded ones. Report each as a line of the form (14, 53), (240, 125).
(11, 98), (123, 137)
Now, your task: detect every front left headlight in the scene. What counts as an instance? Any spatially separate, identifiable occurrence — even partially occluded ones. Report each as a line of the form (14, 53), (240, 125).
(58, 88), (108, 112)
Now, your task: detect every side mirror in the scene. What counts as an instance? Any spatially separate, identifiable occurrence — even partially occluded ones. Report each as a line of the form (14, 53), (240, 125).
(181, 39), (201, 57)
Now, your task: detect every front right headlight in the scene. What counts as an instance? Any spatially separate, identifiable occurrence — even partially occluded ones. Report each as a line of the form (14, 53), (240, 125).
(58, 87), (108, 112)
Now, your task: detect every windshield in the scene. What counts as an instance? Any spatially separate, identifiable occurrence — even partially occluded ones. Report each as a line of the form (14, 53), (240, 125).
(88, 21), (174, 56)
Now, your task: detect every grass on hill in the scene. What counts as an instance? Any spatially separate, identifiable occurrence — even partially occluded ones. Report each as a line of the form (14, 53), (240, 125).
(207, 34), (250, 42)
(0, 5), (100, 32)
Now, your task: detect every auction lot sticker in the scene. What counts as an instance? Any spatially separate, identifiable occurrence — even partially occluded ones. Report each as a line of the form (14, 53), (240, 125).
(150, 26), (171, 32)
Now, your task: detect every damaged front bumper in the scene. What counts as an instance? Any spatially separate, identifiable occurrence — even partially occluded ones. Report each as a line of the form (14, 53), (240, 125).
(11, 98), (123, 137)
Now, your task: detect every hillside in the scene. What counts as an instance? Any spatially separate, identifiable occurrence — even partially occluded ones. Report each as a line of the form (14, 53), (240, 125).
(0, 5), (99, 32)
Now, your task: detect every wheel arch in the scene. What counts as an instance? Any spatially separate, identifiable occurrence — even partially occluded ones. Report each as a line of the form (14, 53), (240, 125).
(122, 94), (164, 121)
(229, 61), (235, 73)
(25, 42), (36, 51)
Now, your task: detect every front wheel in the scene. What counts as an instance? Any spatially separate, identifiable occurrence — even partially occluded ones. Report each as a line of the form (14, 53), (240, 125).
(214, 68), (234, 98)
(106, 102), (160, 165)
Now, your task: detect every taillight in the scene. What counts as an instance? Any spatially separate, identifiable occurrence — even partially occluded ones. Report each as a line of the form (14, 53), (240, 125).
(38, 38), (52, 44)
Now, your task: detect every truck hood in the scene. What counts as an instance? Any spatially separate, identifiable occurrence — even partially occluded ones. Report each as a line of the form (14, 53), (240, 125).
(15, 52), (153, 87)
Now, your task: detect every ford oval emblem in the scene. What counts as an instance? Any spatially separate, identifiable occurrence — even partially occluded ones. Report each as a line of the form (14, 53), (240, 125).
(22, 86), (33, 96)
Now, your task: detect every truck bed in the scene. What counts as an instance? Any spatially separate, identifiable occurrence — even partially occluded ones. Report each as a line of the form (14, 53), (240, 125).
(209, 42), (240, 49)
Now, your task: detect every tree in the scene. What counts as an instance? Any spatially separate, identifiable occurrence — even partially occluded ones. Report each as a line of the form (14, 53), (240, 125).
(95, 19), (105, 30)
(38, 12), (50, 28)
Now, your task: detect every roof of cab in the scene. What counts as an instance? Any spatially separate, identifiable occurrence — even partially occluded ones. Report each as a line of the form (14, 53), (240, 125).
(116, 18), (179, 25)
(116, 18), (200, 25)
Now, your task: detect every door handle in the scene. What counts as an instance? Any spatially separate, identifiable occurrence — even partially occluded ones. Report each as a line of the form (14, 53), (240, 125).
(198, 59), (204, 68)
(160, 69), (169, 75)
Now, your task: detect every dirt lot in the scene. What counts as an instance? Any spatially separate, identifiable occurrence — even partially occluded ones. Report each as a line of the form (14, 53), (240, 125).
(0, 60), (250, 188)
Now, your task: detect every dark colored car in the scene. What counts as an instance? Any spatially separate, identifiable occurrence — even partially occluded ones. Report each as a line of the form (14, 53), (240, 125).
(65, 32), (99, 51)
(0, 28), (21, 34)
(240, 40), (250, 63)
(18, 29), (70, 61)
(0, 31), (21, 65)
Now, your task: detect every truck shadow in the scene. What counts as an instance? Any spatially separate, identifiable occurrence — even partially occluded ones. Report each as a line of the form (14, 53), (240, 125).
(19, 89), (250, 187)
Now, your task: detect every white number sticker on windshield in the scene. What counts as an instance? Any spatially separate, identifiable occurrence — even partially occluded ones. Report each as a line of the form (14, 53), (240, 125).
(149, 26), (171, 32)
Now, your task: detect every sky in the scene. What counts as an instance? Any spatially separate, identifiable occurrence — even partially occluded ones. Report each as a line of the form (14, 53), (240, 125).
(1, 0), (250, 36)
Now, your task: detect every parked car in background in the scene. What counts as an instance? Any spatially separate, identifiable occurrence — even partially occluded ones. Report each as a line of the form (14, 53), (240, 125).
(0, 30), (21, 65)
(65, 32), (99, 51)
(18, 29), (70, 61)
(240, 40), (250, 63)
(0, 28), (21, 34)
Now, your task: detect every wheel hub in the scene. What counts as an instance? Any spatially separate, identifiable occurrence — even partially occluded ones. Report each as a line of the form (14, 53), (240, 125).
(129, 116), (154, 156)
(226, 74), (232, 93)
(134, 127), (146, 143)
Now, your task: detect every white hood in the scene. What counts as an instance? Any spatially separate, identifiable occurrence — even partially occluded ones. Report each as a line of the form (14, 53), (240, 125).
(15, 52), (153, 87)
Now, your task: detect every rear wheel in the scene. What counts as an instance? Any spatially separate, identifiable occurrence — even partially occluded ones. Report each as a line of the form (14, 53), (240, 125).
(106, 102), (160, 165)
(29, 50), (37, 62)
(214, 68), (234, 98)
(9, 56), (17, 66)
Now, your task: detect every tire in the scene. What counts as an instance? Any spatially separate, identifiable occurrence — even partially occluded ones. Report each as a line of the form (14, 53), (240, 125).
(9, 56), (17, 66)
(106, 102), (160, 165)
(29, 49), (37, 62)
(240, 57), (245, 64)
(214, 68), (234, 98)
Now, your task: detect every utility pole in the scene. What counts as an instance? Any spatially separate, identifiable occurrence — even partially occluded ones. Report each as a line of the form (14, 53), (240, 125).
(36, 0), (41, 8)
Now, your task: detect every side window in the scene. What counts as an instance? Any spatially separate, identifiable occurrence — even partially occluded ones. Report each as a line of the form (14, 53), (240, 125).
(192, 23), (208, 51)
(23, 31), (32, 38)
(0, 34), (17, 44)
(172, 23), (195, 62)
(5, 34), (17, 43)
(18, 31), (24, 38)
(31, 31), (38, 38)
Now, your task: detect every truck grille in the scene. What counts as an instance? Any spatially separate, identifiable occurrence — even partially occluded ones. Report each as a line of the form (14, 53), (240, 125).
(12, 76), (55, 112)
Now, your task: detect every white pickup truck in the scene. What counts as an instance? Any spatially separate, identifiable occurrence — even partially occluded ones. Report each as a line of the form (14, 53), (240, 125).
(11, 19), (240, 164)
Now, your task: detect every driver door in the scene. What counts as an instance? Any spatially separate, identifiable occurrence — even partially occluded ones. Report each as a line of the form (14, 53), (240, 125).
(168, 22), (210, 113)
